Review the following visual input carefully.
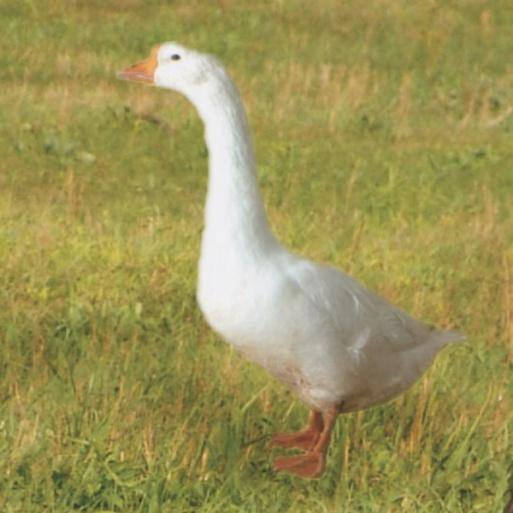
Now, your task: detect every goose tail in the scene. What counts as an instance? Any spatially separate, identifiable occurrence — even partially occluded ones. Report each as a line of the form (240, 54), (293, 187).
(429, 329), (466, 347)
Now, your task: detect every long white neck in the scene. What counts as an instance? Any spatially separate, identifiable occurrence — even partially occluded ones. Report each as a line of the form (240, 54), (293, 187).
(190, 75), (278, 265)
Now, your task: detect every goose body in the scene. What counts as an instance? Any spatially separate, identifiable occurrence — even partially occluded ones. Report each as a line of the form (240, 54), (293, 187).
(119, 43), (462, 477)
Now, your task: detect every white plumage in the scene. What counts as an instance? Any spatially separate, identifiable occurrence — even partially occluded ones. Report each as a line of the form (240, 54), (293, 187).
(119, 42), (462, 478)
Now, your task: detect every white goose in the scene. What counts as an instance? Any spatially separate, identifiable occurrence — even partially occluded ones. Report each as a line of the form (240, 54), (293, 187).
(119, 43), (462, 478)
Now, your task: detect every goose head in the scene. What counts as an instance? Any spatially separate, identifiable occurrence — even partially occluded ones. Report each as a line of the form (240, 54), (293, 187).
(118, 42), (227, 100)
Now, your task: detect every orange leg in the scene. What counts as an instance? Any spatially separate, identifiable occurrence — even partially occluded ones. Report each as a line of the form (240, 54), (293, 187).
(273, 409), (337, 478)
(269, 410), (324, 451)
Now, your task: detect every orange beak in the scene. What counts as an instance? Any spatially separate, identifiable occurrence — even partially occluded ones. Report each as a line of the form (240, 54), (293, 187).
(117, 46), (159, 84)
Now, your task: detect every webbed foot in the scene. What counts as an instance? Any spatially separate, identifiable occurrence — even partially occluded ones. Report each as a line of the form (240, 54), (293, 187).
(273, 452), (326, 478)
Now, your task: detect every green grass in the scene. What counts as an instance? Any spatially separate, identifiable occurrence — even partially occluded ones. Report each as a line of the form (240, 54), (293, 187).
(1, 0), (512, 511)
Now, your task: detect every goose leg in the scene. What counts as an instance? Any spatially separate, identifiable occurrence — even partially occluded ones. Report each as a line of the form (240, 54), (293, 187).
(273, 409), (337, 478)
(269, 410), (324, 450)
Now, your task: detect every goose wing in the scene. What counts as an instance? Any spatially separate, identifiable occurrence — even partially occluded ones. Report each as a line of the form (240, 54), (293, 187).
(286, 258), (462, 353)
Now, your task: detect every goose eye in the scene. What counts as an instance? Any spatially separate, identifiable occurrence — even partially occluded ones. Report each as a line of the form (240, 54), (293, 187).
(170, 54), (181, 61)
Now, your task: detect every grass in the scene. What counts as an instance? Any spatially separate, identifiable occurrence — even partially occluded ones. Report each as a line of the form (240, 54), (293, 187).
(1, 0), (512, 511)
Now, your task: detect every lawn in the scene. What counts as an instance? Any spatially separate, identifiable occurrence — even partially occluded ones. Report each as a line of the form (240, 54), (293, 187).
(0, 0), (512, 511)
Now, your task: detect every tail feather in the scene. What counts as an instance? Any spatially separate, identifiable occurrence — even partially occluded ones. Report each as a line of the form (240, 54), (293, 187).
(430, 329), (466, 346)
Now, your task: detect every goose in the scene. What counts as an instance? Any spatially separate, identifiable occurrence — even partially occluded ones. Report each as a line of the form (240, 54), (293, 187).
(118, 43), (463, 478)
